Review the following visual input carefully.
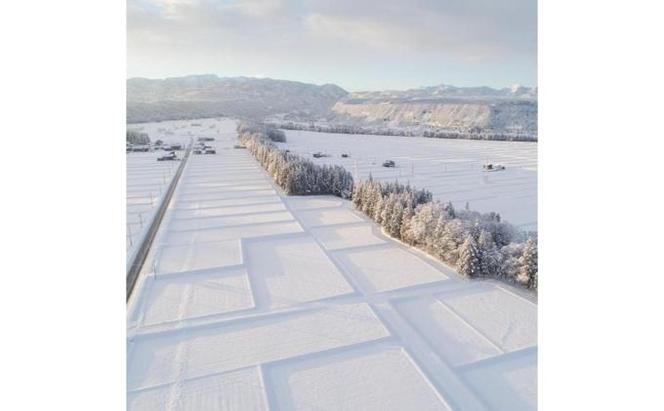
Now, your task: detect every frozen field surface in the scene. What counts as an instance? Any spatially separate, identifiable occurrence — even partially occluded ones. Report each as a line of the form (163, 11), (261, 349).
(126, 151), (180, 258)
(127, 118), (537, 411)
(126, 120), (210, 261)
(278, 130), (537, 231)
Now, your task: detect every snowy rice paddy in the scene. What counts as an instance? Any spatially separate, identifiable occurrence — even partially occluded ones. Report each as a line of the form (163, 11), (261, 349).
(127, 118), (537, 411)
(126, 120), (219, 261)
(277, 130), (538, 231)
(126, 152), (179, 256)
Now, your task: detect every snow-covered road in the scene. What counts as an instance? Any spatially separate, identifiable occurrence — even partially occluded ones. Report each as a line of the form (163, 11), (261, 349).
(127, 118), (537, 411)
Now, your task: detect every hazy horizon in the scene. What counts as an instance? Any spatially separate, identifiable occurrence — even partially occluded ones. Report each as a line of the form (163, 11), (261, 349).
(126, 72), (538, 93)
(128, 0), (537, 91)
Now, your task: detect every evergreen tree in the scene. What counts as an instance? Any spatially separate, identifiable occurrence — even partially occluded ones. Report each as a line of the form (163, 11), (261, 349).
(440, 220), (466, 265)
(518, 238), (538, 289)
(499, 243), (524, 282)
(478, 230), (502, 277)
(457, 234), (482, 278)
(399, 197), (416, 244)
(380, 194), (396, 231)
(352, 181), (365, 209)
(373, 195), (385, 225)
(431, 213), (447, 260)
(362, 181), (376, 216)
(388, 195), (405, 238)
(406, 202), (437, 247)
(442, 201), (456, 219)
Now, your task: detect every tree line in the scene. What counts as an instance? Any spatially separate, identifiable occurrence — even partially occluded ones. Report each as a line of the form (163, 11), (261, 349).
(238, 122), (287, 142)
(238, 121), (537, 291)
(352, 177), (537, 290)
(126, 130), (150, 145)
(237, 122), (354, 198)
(267, 121), (537, 142)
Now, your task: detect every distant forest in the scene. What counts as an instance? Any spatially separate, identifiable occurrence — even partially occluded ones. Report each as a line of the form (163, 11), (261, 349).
(268, 121), (537, 142)
(126, 130), (150, 145)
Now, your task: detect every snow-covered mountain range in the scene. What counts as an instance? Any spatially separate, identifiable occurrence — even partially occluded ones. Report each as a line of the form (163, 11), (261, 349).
(345, 84), (537, 101)
(127, 75), (537, 139)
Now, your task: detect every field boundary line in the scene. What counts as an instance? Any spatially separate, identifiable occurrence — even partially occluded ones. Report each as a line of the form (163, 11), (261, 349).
(126, 140), (193, 301)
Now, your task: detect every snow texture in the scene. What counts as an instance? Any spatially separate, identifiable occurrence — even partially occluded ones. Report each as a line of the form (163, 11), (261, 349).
(127, 118), (537, 411)
(277, 130), (537, 231)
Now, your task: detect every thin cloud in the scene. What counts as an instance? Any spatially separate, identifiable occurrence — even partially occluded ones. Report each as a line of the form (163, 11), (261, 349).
(127, 0), (537, 89)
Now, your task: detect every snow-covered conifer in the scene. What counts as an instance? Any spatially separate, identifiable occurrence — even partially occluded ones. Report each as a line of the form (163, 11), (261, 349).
(400, 196), (416, 243)
(478, 230), (502, 277)
(373, 195), (385, 225)
(352, 181), (364, 209)
(388, 195), (405, 238)
(457, 234), (482, 278)
(380, 193), (396, 231)
(418, 202), (442, 249)
(440, 219), (465, 265)
(518, 237), (538, 289)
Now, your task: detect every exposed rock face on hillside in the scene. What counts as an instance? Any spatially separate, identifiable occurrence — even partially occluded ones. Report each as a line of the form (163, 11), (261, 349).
(127, 75), (537, 140)
(127, 75), (348, 123)
(330, 85), (537, 137)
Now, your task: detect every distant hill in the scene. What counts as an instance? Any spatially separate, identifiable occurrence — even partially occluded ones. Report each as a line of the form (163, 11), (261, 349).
(127, 75), (537, 139)
(127, 75), (348, 123)
(329, 84), (537, 137)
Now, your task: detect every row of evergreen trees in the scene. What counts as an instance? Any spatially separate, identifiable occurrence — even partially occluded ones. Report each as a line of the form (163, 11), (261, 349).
(238, 121), (537, 290)
(126, 130), (150, 145)
(352, 177), (537, 290)
(269, 121), (536, 142)
(237, 122), (354, 198)
(420, 129), (536, 142)
(238, 122), (287, 142)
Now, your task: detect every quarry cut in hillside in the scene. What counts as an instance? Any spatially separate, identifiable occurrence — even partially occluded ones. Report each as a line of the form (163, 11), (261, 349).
(127, 75), (537, 138)
(331, 85), (537, 137)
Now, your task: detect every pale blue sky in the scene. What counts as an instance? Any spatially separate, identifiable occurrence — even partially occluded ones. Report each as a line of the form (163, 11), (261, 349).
(128, 0), (537, 91)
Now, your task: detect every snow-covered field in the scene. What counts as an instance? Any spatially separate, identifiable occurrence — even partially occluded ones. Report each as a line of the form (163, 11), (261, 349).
(126, 152), (179, 256)
(127, 118), (537, 411)
(277, 130), (537, 231)
(126, 121), (220, 260)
